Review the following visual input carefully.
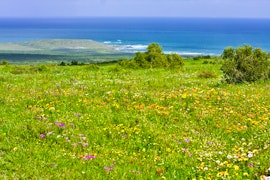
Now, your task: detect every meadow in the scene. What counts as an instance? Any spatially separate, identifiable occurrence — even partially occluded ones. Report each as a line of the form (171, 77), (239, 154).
(0, 59), (269, 179)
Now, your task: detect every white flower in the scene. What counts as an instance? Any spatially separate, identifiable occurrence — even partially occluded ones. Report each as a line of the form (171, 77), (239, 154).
(203, 167), (208, 171)
(227, 155), (233, 159)
(216, 160), (221, 164)
(248, 152), (253, 158)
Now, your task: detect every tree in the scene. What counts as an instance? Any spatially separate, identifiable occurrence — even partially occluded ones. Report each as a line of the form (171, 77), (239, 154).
(221, 45), (270, 83)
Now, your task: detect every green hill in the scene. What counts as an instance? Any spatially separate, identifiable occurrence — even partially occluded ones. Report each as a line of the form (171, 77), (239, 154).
(0, 39), (129, 64)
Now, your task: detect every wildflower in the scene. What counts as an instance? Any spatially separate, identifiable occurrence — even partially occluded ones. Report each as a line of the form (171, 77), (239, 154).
(47, 131), (53, 135)
(59, 123), (65, 127)
(82, 143), (88, 147)
(84, 155), (96, 160)
(248, 152), (253, 158)
(104, 166), (113, 171)
(227, 155), (233, 159)
(247, 163), (253, 167)
(40, 134), (46, 139)
(208, 141), (214, 145)
(49, 163), (57, 167)
(203, 167), (209, 171)
(183, 148), (187, 153)
(54, 122), (65, 127)
(72, 143), (77, 146)
(74, 113), (82, 117)
(217, 170), (229, 177)
(49, 107), (55, 111)
(184, 139), (190, 143)
(234, 165), (239, 171)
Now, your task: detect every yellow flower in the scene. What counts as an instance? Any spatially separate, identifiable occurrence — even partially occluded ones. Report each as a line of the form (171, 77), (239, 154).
(217, 170), (229, 177)
(234, 165), (239, 171)
(49, 106), (55, 111)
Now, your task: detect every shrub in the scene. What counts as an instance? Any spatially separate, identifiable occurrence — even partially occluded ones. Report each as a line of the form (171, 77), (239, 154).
(119, 43), (184, 69)
(1, 60), (9, 65)
(198, 71), (217, 79)
(59, 61), (66, 66)
(221, 45), (270, 83)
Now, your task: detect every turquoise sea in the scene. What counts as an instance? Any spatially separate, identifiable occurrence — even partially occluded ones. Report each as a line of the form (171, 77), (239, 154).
(0, 17), (270, 55)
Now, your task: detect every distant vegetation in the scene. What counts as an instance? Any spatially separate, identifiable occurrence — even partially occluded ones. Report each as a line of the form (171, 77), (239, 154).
(119, 43), (184, 68)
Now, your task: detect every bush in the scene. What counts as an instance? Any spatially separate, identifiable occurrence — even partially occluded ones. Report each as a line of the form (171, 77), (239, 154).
(1, 60), (9, 65)
(119, 43), (184, 69)
(221, 45), (270, 83)
(198, 71), (217, 79)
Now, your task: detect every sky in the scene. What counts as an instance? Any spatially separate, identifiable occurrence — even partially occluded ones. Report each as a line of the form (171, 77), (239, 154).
(0, 0), (269, 18)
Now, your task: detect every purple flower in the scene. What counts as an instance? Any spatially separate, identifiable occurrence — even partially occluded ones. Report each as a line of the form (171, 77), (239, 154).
(54, 122), (65, 127)
(40, 134), (46, 139)
(59, 123), (65, 127)
(184, 139), (190, 143)
(84, 155), (96, 160)
(247, 163), (253, 167)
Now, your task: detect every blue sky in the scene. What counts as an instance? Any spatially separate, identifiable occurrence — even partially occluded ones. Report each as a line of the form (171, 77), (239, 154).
(0, 0), (269, 18)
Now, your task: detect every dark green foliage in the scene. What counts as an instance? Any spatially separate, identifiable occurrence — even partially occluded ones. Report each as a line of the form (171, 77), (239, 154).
(221, 45), (270, 83)
(1, 60), (9, 65)
(193, 55), (211, 60)
(119, 43), (184, 69)
(198, 71), (217, 79)
(59, 61), (66, 66)
(71, 60), (79, 65)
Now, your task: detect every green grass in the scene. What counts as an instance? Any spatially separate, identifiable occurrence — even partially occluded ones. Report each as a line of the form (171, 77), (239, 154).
(0, 59), (269, 179)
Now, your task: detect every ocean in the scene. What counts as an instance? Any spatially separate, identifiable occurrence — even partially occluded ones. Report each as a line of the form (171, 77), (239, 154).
(0, 17), (270, 56)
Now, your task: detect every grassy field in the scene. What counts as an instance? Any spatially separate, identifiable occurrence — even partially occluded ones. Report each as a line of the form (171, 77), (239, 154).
(0, 59), (269, 179)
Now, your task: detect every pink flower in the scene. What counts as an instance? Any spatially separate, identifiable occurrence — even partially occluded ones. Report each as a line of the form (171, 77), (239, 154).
(247, 163), (253, 167)
(84, 155), (96, 160)
(184, 139), (190, 143)
(104, 164), (114, 171)
(40, 134), (46, 139)
(104, 166), (113, 171)
(54, 122), (65, 127)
